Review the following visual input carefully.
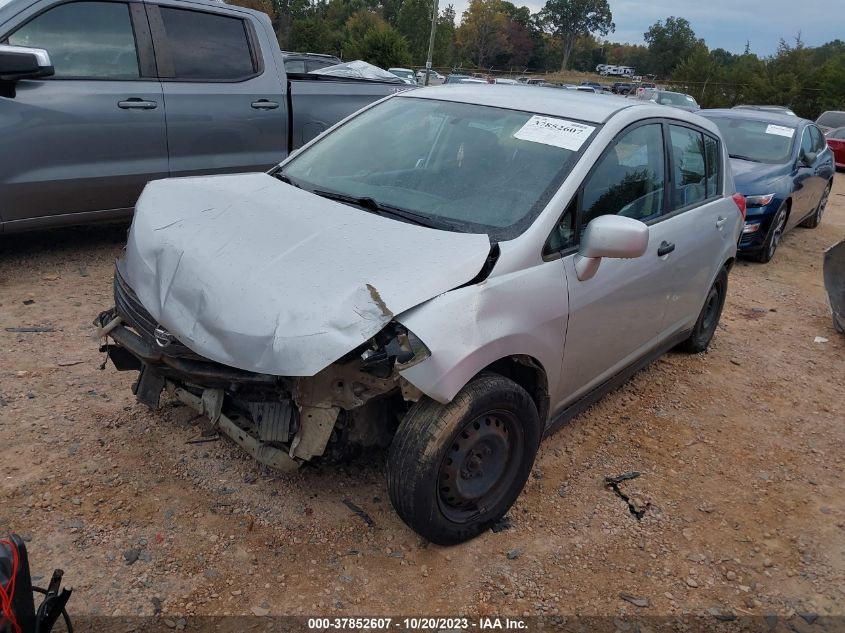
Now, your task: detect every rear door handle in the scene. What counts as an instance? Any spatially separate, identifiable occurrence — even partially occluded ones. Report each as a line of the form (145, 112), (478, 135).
(657, 241), (675, 257)
(716, 216), (728, 229)
(118, 98), (157, 109)
(251, 99), (279, 110)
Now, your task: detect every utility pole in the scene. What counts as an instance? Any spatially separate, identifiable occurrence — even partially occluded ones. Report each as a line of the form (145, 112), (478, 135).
(424, 0), (439, 86)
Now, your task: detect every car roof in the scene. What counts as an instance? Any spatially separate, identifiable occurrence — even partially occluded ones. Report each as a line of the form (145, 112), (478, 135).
(389, 68), (414, 72)
(401, 85), (641, 124)
(702, 108), (808, 127)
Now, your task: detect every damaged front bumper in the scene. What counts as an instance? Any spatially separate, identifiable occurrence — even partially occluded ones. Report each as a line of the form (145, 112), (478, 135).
(95, 265), (427, 470)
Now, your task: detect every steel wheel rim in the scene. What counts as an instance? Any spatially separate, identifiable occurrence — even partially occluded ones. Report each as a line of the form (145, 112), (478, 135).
(437, 410), (524, 523)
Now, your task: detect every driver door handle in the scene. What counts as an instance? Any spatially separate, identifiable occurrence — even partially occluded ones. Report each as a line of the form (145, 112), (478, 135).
(118, 98), (157, 109)
(251, 99), (279, 109)
(657, 241), (675, 257)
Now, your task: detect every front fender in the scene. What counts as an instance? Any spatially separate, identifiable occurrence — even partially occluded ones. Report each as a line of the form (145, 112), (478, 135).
(396, 260), (569, 405)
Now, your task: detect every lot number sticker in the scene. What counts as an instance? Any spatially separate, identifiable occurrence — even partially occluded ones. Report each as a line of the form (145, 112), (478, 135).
(514, 116), (596, 151)
(765, 124), (795, 138)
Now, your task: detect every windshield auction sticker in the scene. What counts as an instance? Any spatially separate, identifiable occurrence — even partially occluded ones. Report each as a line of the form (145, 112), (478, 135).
(514, 116), (596, 151)
(765, 124), (795, 138)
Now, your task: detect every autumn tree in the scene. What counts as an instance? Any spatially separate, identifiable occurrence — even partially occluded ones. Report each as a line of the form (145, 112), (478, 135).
(455, 0), (511, 67)
(540, 0), (613, 71)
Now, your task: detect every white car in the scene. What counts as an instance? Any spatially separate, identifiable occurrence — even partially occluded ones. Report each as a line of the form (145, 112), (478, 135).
(388, 67), (417, 85)
(97, 86), (744, 544)
(415, 69), (446, 85)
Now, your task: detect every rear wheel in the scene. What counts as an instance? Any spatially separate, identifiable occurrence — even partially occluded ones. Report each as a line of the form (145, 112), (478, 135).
(800, 182), (831, 229)
(677, 267), (728, 354)
(387, 373), (541, 545)
(754, 204), (788, 263)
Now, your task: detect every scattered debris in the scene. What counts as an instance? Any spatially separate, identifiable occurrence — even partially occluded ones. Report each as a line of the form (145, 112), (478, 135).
(342, 498), (375, 528)
(5, 326), (55, 333)
(708, 607), (736, 621)
(605, 471), (641, 486)
(604, 472), (648, 519)
(798, 612), (818, 625)
(123, 548), (141, 565)
(490, 515), (513, 533)
(686, 578), (699, 588)
(57, 359), (84, 367)
(619, 592), (649, 608)
(506, 548), (521, 560)
(557, 483), (568, 498)
(22, 299), (35, 305)
(814, 336), (829, 344)
(186, 435), (220, 445)
(730, 358), (742, 366)
(251, 605), (270, 616)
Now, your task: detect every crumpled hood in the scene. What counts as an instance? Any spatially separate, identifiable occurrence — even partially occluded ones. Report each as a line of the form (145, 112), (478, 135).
(124, 173), (491, 376)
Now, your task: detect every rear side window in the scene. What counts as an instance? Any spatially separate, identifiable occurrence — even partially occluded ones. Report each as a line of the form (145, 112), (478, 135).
(159, 8), (255, 80)
(580, 123), (666, 225)
(669, 125), (706, 209)
(8, 1), (138, 79)
(704, 134), (720, 197)
(800, 128), (814, 157)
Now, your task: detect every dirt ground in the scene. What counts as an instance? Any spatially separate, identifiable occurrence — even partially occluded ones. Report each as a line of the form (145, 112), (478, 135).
(1, 178), (844, 627)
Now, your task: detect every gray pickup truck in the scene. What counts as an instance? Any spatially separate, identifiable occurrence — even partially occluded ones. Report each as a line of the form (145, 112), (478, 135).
(0, 0), (409, 233)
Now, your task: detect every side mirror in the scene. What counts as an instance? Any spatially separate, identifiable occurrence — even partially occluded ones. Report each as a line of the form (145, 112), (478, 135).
(0, 44), (54, 83)
(799, 151), (817, 167)
(574, 215), (649, 281)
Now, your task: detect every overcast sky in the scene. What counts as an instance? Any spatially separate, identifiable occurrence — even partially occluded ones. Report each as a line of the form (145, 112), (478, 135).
(447, 0), (843, 56)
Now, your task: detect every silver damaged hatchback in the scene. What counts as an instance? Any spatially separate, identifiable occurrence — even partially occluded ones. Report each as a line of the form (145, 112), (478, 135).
(95, 86), (744, 544)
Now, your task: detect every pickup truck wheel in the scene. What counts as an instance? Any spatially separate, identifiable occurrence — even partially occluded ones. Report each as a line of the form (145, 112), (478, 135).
(387, 373), (541, 545)
(677, 267), (728, 354)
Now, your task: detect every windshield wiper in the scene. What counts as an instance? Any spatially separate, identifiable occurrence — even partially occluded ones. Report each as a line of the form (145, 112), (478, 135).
(729, 154), (761, 162)
(311, 189), (440, 228)
(274, 171), (301, 188)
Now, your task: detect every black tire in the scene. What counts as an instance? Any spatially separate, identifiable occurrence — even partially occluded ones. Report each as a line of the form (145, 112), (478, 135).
(800, 182), (831, 229)
(754, 204), (788, 263)
(677, 267), (729, 354)
(387, 372), (541, 545)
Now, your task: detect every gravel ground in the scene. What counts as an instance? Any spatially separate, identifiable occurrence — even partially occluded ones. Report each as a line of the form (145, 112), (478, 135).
(1, 178), (843, 625)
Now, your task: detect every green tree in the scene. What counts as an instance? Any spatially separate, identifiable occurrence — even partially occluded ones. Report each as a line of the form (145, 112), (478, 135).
(345, 22), (412, 67)
(539, 0), (614, 71)
(434, 4), (457, 66)
(397, 0), (434, 63)
(643, 17), (704, 78)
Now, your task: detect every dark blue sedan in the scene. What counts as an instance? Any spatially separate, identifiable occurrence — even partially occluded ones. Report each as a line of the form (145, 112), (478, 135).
(700, 110), (835, 262)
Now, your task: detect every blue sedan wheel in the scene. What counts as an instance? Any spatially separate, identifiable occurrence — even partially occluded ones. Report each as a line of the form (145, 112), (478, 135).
(756, 204), (788, 263)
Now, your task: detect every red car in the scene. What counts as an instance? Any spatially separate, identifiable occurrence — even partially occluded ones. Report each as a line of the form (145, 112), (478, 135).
(825, 127), (845, 169)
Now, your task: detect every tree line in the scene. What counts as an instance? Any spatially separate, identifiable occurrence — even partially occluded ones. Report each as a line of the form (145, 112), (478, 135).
(231, 0), (845, 118)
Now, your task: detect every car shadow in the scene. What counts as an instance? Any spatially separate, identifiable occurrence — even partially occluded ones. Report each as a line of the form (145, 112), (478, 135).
(0, 223), (130, 260)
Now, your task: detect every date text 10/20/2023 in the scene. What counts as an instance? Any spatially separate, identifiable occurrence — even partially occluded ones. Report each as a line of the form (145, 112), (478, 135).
(307, 617), (528, 630)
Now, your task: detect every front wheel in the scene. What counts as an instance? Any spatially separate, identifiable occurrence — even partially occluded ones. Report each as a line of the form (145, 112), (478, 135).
(387, 373), (541, 545)
(677, 267), (728, 354)
(800, 182), (831, 229)
(754, 204), (788, 263)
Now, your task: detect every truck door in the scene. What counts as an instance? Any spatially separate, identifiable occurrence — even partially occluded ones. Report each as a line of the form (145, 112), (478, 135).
(0, 0), (167, 226)
(145, 3), (287, 178)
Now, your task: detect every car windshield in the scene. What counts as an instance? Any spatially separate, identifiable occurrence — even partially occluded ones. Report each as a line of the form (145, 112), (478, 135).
(708, 116), (796, 164)
(281, 97), (593, 240)
(817, 111), (845, 128)
(659, 92), (697, 106)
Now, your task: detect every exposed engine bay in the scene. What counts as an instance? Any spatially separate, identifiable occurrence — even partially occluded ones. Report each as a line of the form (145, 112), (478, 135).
(95, 265), (430, 470)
